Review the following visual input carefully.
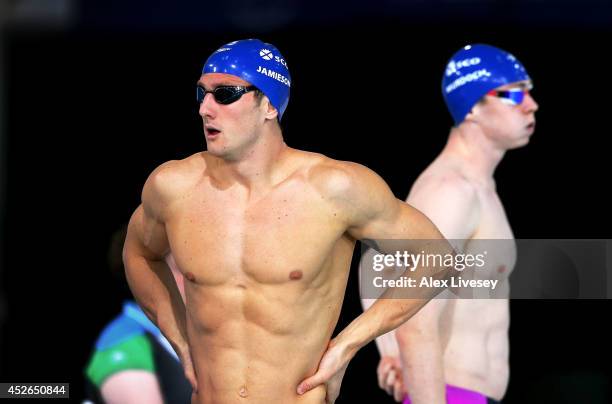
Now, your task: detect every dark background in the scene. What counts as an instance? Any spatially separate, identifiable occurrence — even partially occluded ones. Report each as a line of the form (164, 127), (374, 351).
(1, 1), (610, 402)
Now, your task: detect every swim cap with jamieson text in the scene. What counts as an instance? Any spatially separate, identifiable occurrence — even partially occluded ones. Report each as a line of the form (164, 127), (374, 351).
(202, 39), (291, 120)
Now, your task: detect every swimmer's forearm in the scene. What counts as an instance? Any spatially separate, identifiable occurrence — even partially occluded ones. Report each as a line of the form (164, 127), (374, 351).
(336, 266), (453, 356)
(334, 297), (434, 360)
(124, 252), (190, 353)
(377, 238), (457, 324)
(124, 253), (198, 390)
(396, 327), (446, 404)
(368, 260), (454, 337)
(361, 298), (400, 357)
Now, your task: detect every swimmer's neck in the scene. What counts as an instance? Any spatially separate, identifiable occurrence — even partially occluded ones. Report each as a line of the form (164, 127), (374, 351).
(205, 129), (290, 192)
(442, 125), (506, 182)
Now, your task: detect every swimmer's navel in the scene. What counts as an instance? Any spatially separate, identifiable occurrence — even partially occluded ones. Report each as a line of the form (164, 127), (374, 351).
(238, 385), (248, 398)
(185, 272), (196, 282)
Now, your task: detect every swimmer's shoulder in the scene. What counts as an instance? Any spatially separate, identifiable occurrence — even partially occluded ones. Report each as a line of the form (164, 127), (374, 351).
(411, 158), (477, 198)
(142, 152), (206, 204)
(296, 151), (388, 202)
(408, 164), (479, 216)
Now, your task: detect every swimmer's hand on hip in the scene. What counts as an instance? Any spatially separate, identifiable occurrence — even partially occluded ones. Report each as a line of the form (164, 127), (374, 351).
(297, 338), (354, 404)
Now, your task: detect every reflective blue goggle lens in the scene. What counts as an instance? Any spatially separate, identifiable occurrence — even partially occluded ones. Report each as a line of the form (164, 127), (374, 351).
(488, 89), (524, 105)
(487, 86), (533, 106)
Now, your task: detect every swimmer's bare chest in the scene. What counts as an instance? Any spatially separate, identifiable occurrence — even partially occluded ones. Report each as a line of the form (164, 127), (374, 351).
(162, 174), (350, 404)
(472, 187), (517, 277)
(164, 175), (350, 296)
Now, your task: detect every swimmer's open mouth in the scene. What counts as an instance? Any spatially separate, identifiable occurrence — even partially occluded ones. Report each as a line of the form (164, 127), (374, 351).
(205, 126), (221, 136)
(526, 122), (535, 130)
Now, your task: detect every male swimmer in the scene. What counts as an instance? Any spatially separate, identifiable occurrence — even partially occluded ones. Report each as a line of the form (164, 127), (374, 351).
(364, 44), (538, 404)
(123, 38), (458, 404)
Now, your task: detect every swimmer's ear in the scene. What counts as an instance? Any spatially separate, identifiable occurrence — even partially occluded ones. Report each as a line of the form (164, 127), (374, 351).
(263, 98), (278, 121)
(465, 96), (489, 124)
(464, 112), (475, 124)
(464, 108), (480, 125)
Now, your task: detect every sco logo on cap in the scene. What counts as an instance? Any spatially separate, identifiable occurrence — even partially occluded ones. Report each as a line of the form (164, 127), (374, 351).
(260, 49), (274, 60)
(259, 48), (289, 68)
(445, 57), (481, 77)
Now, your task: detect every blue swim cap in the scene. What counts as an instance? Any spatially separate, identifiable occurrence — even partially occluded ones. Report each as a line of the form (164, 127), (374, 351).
(202, 39), (291, 120)
(441, 44), (531, 125)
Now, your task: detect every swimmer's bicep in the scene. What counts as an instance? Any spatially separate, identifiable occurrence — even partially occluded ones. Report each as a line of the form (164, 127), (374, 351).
(125, 206), (170, 262)
(334, 162), (403, 237)
(351, 199), (444, 244)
